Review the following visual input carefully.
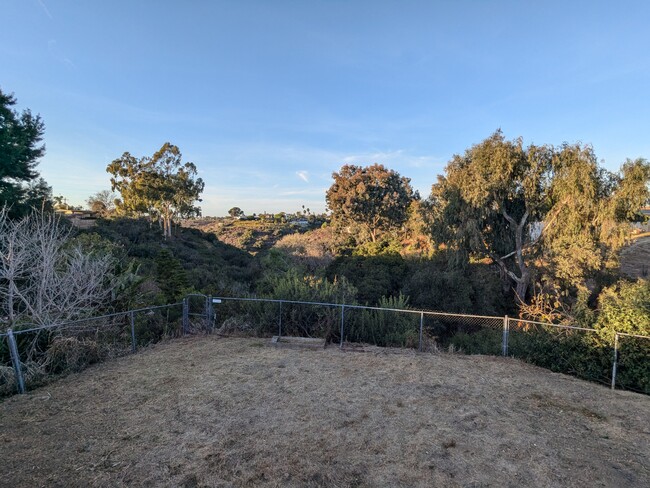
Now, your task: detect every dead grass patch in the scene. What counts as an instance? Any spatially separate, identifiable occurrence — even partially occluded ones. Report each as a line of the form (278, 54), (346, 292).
(1, 336), (649, 487)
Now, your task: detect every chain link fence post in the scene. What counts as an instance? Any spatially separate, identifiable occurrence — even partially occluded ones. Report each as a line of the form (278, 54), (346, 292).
(278, 301), (283, 339)
(339, 305), (345, 349)
(182, 298), (189, 335)
(130, 311), (137, 353)
(205, 295), (212, 331)
(611, 333), (619, 390)
(211, 298), (217, 334)
(418, 312), (424, 352)
(7, 329), (26, 394)
(502, 315), (509, 356)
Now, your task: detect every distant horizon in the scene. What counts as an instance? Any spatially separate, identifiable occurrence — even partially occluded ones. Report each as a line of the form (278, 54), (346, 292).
(4, 1), (649, 215)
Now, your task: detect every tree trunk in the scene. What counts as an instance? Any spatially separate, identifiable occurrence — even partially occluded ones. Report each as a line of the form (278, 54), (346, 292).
(515, 271), (529, 303)
(502, 208), (531, 303)
(163, 216), (172, 239)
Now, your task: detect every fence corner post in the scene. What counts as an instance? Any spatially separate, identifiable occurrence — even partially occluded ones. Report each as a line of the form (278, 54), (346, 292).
(339, 305), (345, 349)
(419, 312), (424, 352)
(7, 329), (26, 394)
(502, 315), (509, 357)
(611, 333), (619, 390)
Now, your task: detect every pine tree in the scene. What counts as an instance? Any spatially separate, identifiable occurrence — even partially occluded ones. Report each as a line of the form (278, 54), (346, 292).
(155, 248), (189, 302)
(0, 89), (52, 216)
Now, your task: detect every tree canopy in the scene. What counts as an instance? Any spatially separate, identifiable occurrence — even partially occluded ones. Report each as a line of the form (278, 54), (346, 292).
(0, 88), (52, 216)
(326, 163), (416, 243)
(107, 143), (204, 238)
(429, 131), (552, 300)
(429, 131), (650, 306)
(228, 207), (244, 218)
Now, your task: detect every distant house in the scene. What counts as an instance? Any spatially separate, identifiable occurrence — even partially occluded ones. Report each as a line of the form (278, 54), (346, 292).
(54, 208), (98, 229)
(291, 219), (310, 228)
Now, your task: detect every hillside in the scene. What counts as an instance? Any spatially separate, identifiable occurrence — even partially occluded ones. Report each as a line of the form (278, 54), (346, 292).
(620, 235), (650, 279)
(1, 336), (648, 487)
(89, 218), (257, 296)
(183, 218), (316, 255)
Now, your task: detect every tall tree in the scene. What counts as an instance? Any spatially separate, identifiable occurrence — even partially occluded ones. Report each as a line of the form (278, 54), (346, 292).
(0, 88), (52, 216)
(107, 143), (204, 238)
(429, 131), (650, 307)
(326, 164), (415, 243)
(542, 147), (650, 291)
(429, 131), (552, 301)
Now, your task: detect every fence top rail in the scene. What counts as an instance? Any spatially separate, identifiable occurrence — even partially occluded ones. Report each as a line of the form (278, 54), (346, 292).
(509, 317), (598, 333)
(617, 332), (650, 340)
(10, 302), (183, 335)
(212, 296), (502, 321)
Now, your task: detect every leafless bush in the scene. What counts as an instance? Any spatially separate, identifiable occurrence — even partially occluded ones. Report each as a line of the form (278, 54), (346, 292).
(217, 316), (255, 335)
(0, 209), (116, 337)
(0, 364), (16, 395)
(43, 337), (101, 374)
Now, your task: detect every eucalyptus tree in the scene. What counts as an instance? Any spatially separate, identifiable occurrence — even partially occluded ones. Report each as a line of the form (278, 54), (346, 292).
(429, 131), (552, 301)
(107, 143), (204, 238)
(428, 131), (650, 305)
(543, 148), (650, 290)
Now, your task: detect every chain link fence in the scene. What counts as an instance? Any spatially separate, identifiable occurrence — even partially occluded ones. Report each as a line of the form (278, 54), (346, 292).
(195, 295), (649, 394)
(1, 303), (183, 396)
(2, 295), (648, 396)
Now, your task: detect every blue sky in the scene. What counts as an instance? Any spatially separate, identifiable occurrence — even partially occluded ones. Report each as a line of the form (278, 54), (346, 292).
(2, 1), (649, 216)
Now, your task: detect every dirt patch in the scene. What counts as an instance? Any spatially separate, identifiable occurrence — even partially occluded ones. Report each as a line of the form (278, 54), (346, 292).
(620, 235), (650, 278)
(1, 336), (649, 487)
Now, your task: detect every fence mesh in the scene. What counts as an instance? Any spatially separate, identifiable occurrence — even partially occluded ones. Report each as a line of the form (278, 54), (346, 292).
(205, 296), (648, 394)
(421, 312), (504, 355)
(2, 296), (648, 396)
(343, 307), (419, 348)
(615, 335), (650, 394)
(506, 319), (614, 388)
(0, 303), (183, 396)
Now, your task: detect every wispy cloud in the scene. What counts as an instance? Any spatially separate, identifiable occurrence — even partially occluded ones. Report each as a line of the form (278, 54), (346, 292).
(36, 0), (52, 19)
(48, 39), (75, 69)
(296, 170), (309, 183)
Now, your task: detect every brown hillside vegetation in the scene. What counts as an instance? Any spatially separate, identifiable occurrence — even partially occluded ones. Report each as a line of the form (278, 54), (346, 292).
(620, 235), (650, 279)
(1, 337), (648, 487)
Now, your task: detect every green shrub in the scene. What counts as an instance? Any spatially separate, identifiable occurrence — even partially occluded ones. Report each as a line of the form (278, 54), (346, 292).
(216, 270), (357, 338)
(326, 253), (407, 305)
(346, 294), (420, 348)
(594, 279), (650, 393)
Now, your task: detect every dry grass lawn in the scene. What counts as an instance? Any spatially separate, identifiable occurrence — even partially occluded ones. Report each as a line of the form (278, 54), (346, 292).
(1, 336), (649, 487)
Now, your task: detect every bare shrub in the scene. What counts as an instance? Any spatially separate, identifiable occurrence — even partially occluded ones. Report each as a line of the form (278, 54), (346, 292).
(43, 337), (100, 374)
(0, 364), (16, 395)
(218, 316), (255, 335)
(0, 209), (116, 334)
